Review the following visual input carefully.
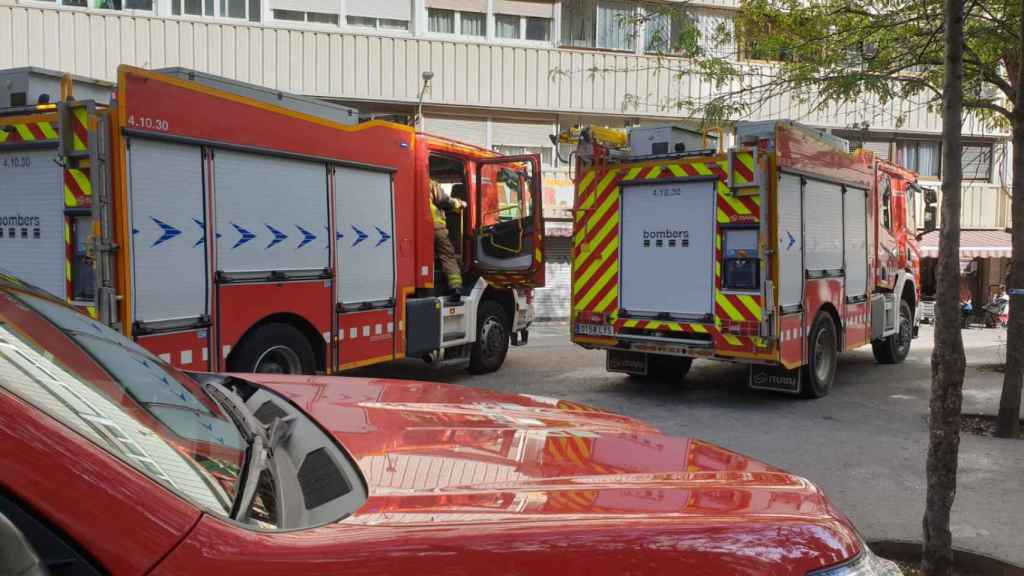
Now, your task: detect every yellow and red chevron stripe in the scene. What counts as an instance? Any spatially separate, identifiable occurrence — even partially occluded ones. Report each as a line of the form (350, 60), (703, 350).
(573, 153), (771, 358)
(0, 118), (59, 143)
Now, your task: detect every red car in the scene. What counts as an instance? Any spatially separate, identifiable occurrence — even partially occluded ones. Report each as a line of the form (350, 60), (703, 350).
(0, 273), (899, 576)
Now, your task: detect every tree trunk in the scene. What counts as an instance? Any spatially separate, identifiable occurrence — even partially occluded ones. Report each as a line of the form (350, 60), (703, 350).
(995, 3), (1024, 439)
(922, 0), (966, 573)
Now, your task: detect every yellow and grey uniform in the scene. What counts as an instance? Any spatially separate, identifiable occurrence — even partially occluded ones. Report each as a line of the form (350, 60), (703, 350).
(430, 181), (465, 291)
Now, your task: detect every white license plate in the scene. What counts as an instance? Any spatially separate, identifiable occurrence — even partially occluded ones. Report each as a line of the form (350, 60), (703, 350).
(575, 323), (614, 337)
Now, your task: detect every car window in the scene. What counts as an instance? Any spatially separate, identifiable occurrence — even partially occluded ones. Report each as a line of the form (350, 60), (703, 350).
(0, 289), (244, 517)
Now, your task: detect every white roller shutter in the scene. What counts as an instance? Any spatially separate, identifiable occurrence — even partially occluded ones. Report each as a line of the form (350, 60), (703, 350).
(493, 0), (554, 17)
(214, 150), (330, 274)
(335, 166), (395, 306)
(128, 139), (208, 324)
(844, 187), (868, 297)
(425, 116), (487, 148)
(777, 173), (803, 308)
(803, 178), (844, 272)
(491, 118), (554, 147)
(862, 141), (891, 161)
(346, 0), (411, 19)
(0, 148), (65, 298)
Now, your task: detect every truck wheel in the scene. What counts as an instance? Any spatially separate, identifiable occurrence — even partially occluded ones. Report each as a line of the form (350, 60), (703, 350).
(468, 301), (509, 374)
(872, 300), (912, 365)
(230, 323), (316, 375)
(801, 312), (838, 398)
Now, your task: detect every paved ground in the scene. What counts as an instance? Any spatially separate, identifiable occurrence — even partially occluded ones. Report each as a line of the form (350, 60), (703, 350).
(351, 323), (1024, 564)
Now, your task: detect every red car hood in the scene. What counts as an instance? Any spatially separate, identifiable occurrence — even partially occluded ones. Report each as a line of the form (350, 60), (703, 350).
(243, 374), (860, 573)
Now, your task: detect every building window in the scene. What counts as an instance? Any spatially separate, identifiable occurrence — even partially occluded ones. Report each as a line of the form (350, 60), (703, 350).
(643, 7), (687, 54)
(962, 144), (993, 181)
(896, 140), (941, 179)
(493, 145), (554, 167)
(525, 16), (551, 41)
(39, 0), (89, 7)
(174, 0), (259, 19)
(274, 8), (338, 24)
(561, 0), (637, 51)
(347, 15), (409, 30)
(94, 0), (154, 10)
(495, 14), (521, 38)
(461, 11), (486, 36)
(428, 8), (456, 33)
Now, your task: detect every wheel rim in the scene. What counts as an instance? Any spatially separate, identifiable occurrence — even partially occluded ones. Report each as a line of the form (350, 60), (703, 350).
(479, 316), (507, 362)
(896, 308), (911, 356)
(813, 322), (835, 383)
(254, 345), (302, 374)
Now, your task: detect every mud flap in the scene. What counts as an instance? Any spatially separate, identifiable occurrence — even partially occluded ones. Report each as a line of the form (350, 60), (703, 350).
(749, 364), (802, 394)
(607, 349), (648, 376)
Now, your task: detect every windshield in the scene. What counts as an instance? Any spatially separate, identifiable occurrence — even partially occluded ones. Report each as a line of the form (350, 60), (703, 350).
(0, 282), (245, 516)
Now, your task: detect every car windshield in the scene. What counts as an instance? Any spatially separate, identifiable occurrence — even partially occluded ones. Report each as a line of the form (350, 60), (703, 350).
(0, 279), (245, 516)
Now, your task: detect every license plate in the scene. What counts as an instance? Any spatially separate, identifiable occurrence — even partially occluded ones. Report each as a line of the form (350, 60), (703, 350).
(607, 349), (647, 375)
(575, 323), (614, 337)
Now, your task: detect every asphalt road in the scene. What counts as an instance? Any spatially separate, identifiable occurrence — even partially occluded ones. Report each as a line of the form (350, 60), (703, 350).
(350, 323), (1024, 564)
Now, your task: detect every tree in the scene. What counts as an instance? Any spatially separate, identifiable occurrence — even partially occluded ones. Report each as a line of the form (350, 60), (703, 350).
(923, 1), (967, 573)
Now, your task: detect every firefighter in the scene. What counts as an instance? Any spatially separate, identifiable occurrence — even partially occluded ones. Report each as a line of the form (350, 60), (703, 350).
(430, 180), (466, 302)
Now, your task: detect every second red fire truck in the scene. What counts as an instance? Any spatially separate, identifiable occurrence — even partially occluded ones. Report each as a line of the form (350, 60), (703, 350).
(568, 121), (936, 397)
(0, 66), (544, 375)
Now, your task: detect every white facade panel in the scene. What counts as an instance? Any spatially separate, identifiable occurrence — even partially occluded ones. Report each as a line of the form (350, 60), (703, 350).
(426, 115), (487, 147)
(803, 178), (844, 272)
(0, 148), (65, 298)
(345, 0), (412, 19)
(619, 179), (716, 317)
(844, 187), (868, 297)
(214, 150), (330, 273)
(128, 139), (208, 323)
(777, 173), (803, 308)
(335, 165), (395, 305)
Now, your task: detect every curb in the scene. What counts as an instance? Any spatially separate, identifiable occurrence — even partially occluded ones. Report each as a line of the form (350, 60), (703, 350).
(868, 540), (1024, 575)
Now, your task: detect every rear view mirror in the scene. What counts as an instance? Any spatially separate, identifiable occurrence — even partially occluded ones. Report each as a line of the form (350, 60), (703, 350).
(0, 512), (48, 576)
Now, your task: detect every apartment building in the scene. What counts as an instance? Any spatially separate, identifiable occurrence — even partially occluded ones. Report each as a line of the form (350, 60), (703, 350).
(0, 0), (1013, 317)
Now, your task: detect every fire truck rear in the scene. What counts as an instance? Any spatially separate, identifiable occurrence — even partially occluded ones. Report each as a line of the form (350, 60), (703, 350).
(0, 66), (543, 376)
(569, 121), (936, 397)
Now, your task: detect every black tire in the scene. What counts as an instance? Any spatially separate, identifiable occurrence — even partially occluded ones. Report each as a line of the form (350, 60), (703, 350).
(801, 312), (838, 398)
(872, 299), (912, 365)
(630, 354), (693, 383)
(229, 322), (316, 374)
(468, 300), (510, 374)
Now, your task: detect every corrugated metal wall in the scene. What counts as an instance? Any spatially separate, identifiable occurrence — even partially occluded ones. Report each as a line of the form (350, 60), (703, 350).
(915, 182), (1012, 230)
(534, 235), (571, 319)
(0, 1), (1004, 136)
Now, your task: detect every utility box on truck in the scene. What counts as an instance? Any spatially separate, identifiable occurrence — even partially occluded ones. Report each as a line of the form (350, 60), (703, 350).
(0, 66), (544, 377)
(568, 121), (933, 398)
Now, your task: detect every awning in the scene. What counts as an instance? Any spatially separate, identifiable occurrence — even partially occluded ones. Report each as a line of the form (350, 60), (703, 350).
(919, 229), (1013, 259)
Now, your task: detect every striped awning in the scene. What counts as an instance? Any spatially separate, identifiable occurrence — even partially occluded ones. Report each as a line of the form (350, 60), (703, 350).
(919, 230), (1012, 258)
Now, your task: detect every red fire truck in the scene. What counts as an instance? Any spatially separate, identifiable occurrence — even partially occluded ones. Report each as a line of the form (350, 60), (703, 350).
(568, 121), (936, 397)
(0, 65), (544, 375)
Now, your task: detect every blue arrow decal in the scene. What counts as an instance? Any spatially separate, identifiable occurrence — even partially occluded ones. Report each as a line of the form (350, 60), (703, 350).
(132, 228), (140, 236)
(231, 223), (256, 249)
(374, 226), (391, 247)
(265, 223), (288, 249)
(296, 225), (316, 249)
(151, 217), (182, 247)
(786, 230), (796, 251)
(351, 225), (368, 247)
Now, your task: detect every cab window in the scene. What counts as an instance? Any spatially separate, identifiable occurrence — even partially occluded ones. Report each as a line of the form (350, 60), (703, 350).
(879, 175), (892, 231)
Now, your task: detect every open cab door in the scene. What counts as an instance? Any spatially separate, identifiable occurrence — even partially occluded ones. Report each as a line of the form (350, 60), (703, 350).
(473, 155), (545, 287)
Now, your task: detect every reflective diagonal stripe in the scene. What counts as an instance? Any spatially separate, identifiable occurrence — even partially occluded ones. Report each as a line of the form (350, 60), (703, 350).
(38, 122), (58, 139)
(716, 293), (746, 321)
(15, 124), (35, 140)
(738, 294), (762, 320)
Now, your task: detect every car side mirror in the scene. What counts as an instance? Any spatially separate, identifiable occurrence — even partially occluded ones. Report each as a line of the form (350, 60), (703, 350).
(0, 512), (48, 576)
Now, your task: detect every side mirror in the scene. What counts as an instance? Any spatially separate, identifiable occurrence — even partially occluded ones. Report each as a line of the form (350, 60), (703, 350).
(922, 187), (938, 233)
(0, 512), (48, 576)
